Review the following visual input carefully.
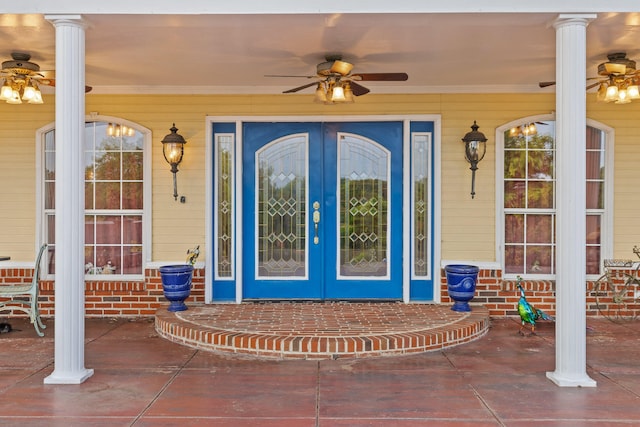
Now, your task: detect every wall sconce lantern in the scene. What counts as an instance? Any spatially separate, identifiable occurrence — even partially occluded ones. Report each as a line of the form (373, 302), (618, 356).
(161, 123), (187, 200)
(461, 121), (487, 199)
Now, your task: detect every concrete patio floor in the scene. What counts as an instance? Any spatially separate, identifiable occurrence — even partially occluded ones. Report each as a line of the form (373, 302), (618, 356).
(0, 315), (639, 426)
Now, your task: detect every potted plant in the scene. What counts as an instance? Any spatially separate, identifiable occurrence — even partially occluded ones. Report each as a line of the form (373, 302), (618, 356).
(159, 245), (200, 312)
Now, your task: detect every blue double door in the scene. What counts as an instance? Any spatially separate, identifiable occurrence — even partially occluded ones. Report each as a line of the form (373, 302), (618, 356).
(242, 121), (403, 300)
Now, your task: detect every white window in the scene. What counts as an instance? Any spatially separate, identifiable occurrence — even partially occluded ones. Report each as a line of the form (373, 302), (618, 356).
(497, 117), (612, 279)
(40, 119), (151, 278)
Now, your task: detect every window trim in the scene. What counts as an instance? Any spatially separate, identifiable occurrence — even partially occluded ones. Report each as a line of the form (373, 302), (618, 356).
(495, 114), (614, 280)
(36, 115), (152, 280)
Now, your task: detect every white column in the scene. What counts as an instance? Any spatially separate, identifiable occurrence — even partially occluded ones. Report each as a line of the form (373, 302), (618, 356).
(546, 14), (597, 388)
(43, 15), (94, 385)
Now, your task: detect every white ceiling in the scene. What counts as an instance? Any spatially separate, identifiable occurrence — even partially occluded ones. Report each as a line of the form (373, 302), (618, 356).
(2, 12), (640, 97)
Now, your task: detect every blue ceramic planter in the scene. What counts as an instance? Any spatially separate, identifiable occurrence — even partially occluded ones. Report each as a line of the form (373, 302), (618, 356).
(444, 264), (479, 312)
(159, 264), (194, 312)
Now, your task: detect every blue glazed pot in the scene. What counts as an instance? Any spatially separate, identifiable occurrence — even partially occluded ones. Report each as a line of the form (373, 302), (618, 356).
(159, 264), (194, 312)
(444, 264), (479, 312)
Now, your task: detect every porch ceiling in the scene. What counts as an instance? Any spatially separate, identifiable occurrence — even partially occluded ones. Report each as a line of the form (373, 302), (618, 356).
(1, 12), (640, 95)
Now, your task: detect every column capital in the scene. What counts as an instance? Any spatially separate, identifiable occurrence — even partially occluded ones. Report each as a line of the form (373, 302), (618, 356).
(45, 14), (85, 27)
(553, 13), (597, 29)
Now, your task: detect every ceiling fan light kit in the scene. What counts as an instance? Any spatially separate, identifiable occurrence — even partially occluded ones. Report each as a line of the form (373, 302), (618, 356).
(0, 52), (46, 105)
(269, 54), (408, 105)
(540, 52), (640, 105)
(595, 53), (640, 104)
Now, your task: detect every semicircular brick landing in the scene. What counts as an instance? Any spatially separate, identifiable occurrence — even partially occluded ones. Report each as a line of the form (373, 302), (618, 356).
(155, 302), (490, 360)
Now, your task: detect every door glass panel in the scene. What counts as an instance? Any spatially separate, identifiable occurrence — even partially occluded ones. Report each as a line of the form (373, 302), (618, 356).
(338, 133), (389, 278)
(412, 133), (430, 277)
(256, 135), (308, 278)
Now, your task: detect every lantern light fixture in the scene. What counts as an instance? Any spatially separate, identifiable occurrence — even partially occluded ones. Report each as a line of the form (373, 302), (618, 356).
(461, 121), (488, 199)
(161, 123), (187, 201)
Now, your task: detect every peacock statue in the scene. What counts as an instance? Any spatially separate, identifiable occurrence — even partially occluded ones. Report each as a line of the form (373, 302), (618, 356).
(516, 275), (554, 335)
(186, 245), (200, 266)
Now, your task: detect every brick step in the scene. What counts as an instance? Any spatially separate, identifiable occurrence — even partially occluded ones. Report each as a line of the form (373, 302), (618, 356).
(155, 302), (490, 360)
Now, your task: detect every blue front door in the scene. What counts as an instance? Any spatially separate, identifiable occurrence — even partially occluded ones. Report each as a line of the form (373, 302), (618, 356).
(243, 121), (403, 300)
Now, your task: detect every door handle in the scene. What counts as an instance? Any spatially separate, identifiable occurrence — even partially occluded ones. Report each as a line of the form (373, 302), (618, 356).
(312, 201), (320, 244)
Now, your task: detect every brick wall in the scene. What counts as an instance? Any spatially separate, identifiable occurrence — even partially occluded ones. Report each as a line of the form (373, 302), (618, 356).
(0, 267), (205, 318)
(2, 265), (634, 318)
(440, 267), (638, 318)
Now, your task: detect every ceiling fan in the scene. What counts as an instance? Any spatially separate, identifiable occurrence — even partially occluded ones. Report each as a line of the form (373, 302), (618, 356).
(539, 52), (640, 104)
(266, 54), (408, 104)
(1, 52), (92, 105)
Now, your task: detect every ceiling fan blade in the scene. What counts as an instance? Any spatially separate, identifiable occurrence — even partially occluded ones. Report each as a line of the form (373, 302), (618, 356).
(351, 72), (408, 82)
(265, 74), (316, 79)
(540, 80), (602, 90)
(349, 81), (370, 96)
(282, 82), (318, 94)
(37, 78), (93, 93)
(36, 78), (55, 87)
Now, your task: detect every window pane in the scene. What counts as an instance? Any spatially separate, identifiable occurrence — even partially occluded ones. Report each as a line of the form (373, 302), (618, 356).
(95, 182), (121, 209)
(586, 126), (605, 150)
(94, 151), (121, 180)
(122, 246), (143, 274)
(504, 132), (526, 149)
(526, 245), (553, 274)
(45, 182), (55, 210)
(85, 182), (94, 209)
(586, 215), (601, 244)
(84, 151), (94, 180)
(527, 181), (554, 209)
(505, 245), (524, 274)
(505, 214), (524, 243)
(96, 215), (122, 244)
(47, 214), (55, 243)
(504, 181), (525, 208)
(586, 181), (603, 209)
(96, 129), (120, 151)
(122, 182), (143, 209)
(45, 130), (55, 151)
(526, 214), (552, 244)
(45, 151), (55, 179)
(122, 152), (143, 180)
(123, 216), (142, 244)
(84, 123), (95, 151)
(95, 246), (121, 274)
(123, 133), (144, 151)
(586, 246), (601, 275)
(85, 215), (95, 244)
(527, 150), (554, 179)
(586, 150), (603, 180)
(84, 246), (95, 273)
(504, 150), (525, 178)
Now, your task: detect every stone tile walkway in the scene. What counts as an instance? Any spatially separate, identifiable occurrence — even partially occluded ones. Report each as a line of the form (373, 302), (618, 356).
(0, 315), (638, 425)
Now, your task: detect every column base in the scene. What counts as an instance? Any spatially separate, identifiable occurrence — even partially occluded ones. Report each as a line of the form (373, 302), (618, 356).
(44, 368), (94, 385)
(546, 370), (597, 387)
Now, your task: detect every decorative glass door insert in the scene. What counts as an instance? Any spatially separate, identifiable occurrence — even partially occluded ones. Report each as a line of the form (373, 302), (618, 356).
(338, 134), (389, 278)
(256, 135), (308, 278)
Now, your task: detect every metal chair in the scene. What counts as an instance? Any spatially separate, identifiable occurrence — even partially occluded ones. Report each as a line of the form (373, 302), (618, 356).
(0, 244), (47, 336)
